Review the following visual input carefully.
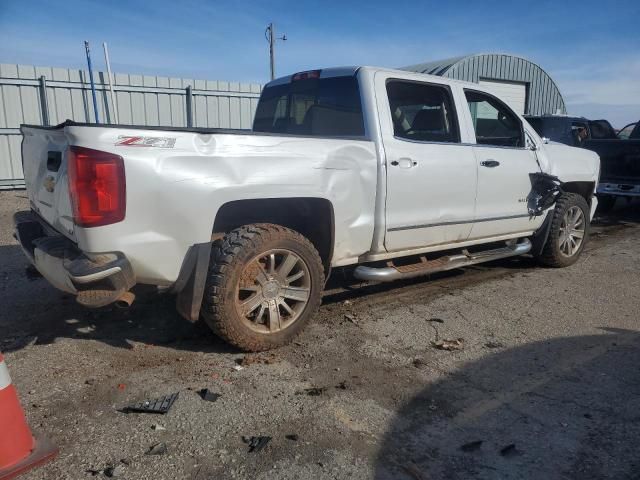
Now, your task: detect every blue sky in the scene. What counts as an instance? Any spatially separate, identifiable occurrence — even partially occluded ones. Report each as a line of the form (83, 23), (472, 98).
(1, 0), (638, 126)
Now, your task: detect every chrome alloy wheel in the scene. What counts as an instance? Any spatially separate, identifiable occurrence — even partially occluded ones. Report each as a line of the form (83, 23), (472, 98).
(558, 205), (585, 257)
(236, 249), (311, 333)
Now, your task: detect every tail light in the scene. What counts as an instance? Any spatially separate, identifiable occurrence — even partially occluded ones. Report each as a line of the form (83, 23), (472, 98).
(67, 146), (126, 227)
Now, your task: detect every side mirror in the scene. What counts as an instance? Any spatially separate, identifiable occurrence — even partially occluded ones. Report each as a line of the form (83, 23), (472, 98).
(542, 137), (550, 144)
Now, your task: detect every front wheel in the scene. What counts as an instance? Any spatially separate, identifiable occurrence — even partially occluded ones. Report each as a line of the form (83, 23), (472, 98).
(201, 224), (325, 351)
(537, 193), (590, 268)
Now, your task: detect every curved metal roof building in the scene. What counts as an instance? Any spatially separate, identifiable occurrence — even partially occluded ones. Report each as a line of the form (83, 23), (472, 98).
(403, 53), (566, 116)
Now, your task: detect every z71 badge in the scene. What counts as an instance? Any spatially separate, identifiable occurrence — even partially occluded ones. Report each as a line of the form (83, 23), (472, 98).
(115, 136), (176, 148)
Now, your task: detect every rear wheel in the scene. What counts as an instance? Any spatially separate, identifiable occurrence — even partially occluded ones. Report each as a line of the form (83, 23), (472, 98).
(201, 224), (324, 351)
(537, 193), (590, 268)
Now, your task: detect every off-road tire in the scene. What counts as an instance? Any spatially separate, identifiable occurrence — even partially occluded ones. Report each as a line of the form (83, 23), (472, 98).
(537, 193), (590, 268)
(201, 223), (324, 351)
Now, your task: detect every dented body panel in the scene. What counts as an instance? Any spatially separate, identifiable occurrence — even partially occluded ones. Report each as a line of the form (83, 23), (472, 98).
(39, 126), (378, 283)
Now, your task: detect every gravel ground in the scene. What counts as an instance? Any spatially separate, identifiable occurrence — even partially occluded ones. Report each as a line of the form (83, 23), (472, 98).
(1, 190), (639, 480)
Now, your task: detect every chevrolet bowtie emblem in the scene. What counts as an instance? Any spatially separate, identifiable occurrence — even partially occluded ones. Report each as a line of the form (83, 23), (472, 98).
(43, 176), (56, 193)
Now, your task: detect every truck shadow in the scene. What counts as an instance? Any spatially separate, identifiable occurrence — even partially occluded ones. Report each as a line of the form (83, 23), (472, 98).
(0, 243), (233, 354)
(374, 329), (640, 480)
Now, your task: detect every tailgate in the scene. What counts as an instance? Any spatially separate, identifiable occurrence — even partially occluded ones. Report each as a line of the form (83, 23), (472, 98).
(20, 125), (76, 241)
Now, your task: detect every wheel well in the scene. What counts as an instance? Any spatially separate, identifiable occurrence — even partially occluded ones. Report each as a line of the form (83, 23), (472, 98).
(213, 198), (334, 274)
(562, 181), (595, 203)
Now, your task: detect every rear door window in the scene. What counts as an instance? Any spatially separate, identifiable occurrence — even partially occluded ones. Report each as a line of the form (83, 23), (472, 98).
(253, 75), (365, 137)
(385, 80), (460, 143)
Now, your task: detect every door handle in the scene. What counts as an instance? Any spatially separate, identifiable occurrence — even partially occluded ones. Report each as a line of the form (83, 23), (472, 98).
(480, 160), (500, 168)
(390, 158), (417, 169)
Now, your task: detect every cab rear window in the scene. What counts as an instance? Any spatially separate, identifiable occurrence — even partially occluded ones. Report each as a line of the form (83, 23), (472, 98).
(253, 75), (365, 137)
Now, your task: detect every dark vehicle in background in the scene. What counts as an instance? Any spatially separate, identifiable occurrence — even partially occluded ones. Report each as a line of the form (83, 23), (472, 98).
(526, 115), (640, 211)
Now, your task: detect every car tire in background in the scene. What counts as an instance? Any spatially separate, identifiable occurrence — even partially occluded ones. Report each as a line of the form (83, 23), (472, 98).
(537, 193), (590, 268)
(201, 223), (324, 351)
(596, 194), (616, 213)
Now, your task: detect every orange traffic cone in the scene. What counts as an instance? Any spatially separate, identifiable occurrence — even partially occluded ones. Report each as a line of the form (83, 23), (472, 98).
(0, 352), (57, 479)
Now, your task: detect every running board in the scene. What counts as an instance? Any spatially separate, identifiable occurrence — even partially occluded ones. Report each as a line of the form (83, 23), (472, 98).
(353, 239), (532, 282)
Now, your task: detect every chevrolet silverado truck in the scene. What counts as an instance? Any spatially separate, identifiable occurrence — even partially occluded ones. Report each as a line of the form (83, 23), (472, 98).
(526, 115), (639, 211)
(15, 67), (600, 351)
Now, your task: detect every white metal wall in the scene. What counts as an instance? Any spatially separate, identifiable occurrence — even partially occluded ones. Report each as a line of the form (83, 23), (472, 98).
(0, 63), (262, 188)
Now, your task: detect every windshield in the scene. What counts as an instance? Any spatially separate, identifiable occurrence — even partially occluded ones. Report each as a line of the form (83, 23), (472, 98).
(618, 122), (637, 140)
(253, 75), (365, 137)
(525, 117), (572, 144)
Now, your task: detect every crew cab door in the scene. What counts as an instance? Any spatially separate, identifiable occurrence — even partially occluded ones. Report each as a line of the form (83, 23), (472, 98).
(462, 89), (544, 239)
(376, 74), (478, 252)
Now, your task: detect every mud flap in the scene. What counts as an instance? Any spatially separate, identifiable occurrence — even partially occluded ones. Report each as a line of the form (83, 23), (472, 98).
(174, 242), (212, 322)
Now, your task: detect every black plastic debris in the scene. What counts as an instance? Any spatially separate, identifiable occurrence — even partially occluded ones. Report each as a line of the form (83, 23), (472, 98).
(500, 443), (520, 457)
(335, 381), (347, 390)
(528, 172), (562, 216)
(198, 389), (221, 402)
(297, 386), (327, 396)
(344, 313), (359, 326)
(146, 443), (167, 455)
(460, 440), (483, 452)
(427, 317), (445, 324)
(104, 464), (125, 477)
(285, 434), (299, 441)
(123, 392), (179, 414)
(242, 436), (271, 453)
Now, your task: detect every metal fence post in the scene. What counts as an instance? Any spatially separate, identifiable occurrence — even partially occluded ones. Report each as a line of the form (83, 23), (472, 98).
(185, 85), (193, 128)
(39, 76), (50, 126)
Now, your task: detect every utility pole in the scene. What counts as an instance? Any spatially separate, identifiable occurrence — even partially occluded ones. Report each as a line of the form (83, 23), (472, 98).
(265, 23), (287, 80)
(84, 41), (100, 123)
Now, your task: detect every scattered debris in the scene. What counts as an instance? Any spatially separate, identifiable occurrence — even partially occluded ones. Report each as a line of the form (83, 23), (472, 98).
(484, 341), (505, 349)
(233, 365), (245, 371)
(297, 386), (327, 396)
(242, 436), (271, 453)
(335, 381), (347, 390)
(412, 358), (427, 368)
(238, 353), (278, 367)
(344, 313), (359, 326)
(427, 317), (445, 324)
(104, 464), (125, 477)
(432, 338), (464, 351)
(123, 392), (179, 414)
(146, 443), (167, 455)
(117, 383), (126, 391)
(460, 440), (483, 452)
(285, 434), (299, 441)
(151, 424), (166, 431)
(198, 388), (221, 403)
(85, 378), (97, 386)
(500, 443), (520, 457)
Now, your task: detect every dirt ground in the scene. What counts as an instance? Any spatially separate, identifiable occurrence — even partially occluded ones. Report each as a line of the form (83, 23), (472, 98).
(1, 189), (640, 480)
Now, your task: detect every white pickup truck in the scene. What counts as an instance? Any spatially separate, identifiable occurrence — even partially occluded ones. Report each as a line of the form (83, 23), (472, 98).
(15, 66), (600, 351)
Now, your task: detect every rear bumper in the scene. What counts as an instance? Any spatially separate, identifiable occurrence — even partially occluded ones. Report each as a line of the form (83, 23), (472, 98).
(13, 211), (136, 307)
(597, 182), (640, 197)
